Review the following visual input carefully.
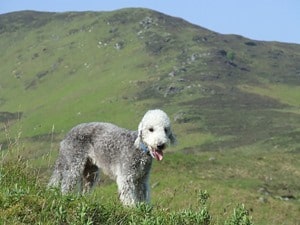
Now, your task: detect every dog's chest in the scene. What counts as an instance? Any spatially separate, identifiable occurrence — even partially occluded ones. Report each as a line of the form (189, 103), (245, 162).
(129, 153), (152, 178)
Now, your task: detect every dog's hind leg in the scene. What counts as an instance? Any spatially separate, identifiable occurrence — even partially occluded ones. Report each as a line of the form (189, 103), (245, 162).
(48, 154), (66, 189)
(60, 165), (82, 194)
(48, 169), (62, 188)
(60, 156), (87, 194)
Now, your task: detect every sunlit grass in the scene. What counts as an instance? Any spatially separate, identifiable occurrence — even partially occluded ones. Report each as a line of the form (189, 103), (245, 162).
(239, 84), (300, 107)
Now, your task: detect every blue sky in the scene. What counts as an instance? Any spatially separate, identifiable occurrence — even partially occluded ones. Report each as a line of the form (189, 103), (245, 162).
(1, 0), (300, 44)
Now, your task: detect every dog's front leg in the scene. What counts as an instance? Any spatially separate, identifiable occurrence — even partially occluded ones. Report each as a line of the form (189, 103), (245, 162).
(117, 176), (141, 206)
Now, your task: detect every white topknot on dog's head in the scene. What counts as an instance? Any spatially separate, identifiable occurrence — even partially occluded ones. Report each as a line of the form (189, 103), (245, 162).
(134, 109), (176, 161)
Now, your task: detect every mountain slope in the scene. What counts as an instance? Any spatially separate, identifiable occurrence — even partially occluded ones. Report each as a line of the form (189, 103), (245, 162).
(1, 8), (300, 151)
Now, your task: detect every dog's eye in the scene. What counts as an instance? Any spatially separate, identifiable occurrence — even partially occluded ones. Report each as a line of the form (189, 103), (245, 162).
(164, 128), (168, 133)
(149, 128), (154, 132)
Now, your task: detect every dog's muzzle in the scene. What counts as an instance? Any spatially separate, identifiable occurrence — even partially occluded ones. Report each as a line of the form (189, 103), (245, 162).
(150, 147), (164, 161)
(140, 142), (165, 161)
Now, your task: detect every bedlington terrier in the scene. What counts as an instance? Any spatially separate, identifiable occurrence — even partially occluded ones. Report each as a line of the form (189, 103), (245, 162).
(48, 109), (176, 206)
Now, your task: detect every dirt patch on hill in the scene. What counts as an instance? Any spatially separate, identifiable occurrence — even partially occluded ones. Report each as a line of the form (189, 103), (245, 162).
(0, 112), (22, 123)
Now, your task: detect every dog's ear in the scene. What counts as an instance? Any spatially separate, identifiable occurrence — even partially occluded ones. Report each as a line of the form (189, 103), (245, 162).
(169, 130), (177, 145)
(134, 122), (143, 148)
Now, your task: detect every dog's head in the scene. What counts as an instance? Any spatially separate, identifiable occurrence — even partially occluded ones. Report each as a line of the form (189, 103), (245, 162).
(134, 109), (176, 161)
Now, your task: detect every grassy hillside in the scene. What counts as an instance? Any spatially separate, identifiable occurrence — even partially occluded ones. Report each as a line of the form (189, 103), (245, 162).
(1, 8), (300, 224)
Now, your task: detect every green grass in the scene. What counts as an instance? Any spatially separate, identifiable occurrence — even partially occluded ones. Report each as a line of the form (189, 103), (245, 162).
(239, 84), (300, 107)
(1, 161), (254, 225)
(2, 140), (300, 224)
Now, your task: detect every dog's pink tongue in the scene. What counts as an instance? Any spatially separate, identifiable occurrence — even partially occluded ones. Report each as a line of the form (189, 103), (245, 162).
(154, 150), (163, 161)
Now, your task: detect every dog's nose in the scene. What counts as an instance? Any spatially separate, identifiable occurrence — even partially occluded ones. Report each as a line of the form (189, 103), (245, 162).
(157, 143), (166, 151)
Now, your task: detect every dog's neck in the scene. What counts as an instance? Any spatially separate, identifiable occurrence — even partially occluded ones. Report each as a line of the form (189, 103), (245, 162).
(139, 142), (149, 153)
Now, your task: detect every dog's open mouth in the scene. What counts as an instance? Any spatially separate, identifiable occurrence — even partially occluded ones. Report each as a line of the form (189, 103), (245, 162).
(150, 148), (164, 161)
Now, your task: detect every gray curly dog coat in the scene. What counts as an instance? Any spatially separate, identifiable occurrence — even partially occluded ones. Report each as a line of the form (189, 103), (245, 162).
(48, 109), (176, 205)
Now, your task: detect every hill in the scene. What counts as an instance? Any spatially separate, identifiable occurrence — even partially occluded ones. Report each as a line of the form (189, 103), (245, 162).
(0, 8), (300, 224)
